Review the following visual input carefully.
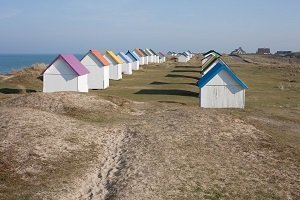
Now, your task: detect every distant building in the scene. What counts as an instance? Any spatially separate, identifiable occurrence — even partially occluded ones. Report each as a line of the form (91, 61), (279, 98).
(257, 48), (271, 55)
(230, 47), (246, 55)
(275, 51), (292, 56)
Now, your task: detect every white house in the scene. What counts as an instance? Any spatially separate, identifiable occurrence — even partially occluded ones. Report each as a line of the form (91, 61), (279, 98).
(81, 50), (110, 89)
(126, 51), (140, 70)
(118, 52), (133, 75)
(197, 60), (248, 108)
(159, 52), (166, 63)
(134, 48), (145, 65)
(104, 50), (123, 80)
(139, 49), (149, 65)
(150, 49), (160, 63)
(145, 48), (154, 63)
(176, 54), (189, 63)
(42, 54), (89, 93)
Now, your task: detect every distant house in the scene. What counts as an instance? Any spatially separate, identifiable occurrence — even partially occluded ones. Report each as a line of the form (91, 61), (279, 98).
(183, 51), (192, 60)
(159, 52), (166, 63)
(176, 53), (189, 63)
(42, 54), (89, 93)
(126, 50), (140, 70)
(150, 49), (160, 63)
(139, 49), (149, 65)
(118, 52), (133, 75)
(257, 48), (271, 55)
(230, 47), (246, 55)
(275, 51), (292, 56)
(145, 48), (155, 63)
(104, 50), (123, 80)
(203, 50), (221, 58)
(81, 50), (110, 89)
(197, 60), (248, 108)
(187, 50), (194, 58)
(134, 48), (145, 65)
(167, 51), (177, 57)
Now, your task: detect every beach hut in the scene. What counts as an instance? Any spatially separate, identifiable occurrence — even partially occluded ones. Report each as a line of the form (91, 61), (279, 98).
(126, 50), (140, 70)
(81, 50), (110, 89)
(139, 49), (149, 65)
(104, 50), (123, 80)
(203, 50), (221, 58)
(188, 50), (194, 57)
(176, 53), (189, 63)
(159, 52), (166, 63)
(183, 51), (191, 60)
(150, 49), (160, 63)
(118, 52), (133, 75)
(134, 48), (145, 65)
(197, 60), (248, 108)
(201, 54), (220, 72)
(145, 48), (154, 63)
(42, 54), (89, 93)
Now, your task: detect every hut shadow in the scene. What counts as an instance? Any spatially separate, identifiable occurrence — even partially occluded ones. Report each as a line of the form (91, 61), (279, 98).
(175, 66), (199, 69)
(134, 89), (198, 97)
(171, 70), (200, 73)
(166, 74), (200, 80)
(0, 88), (37, 94)
(150, 81), (196, 86)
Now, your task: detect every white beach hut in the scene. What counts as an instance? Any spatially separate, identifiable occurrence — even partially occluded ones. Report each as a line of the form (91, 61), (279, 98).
(104, 50), (123, 80)
(42, 54), (89, 93)
(145, 48), (154, 63)
(176, 54), (189, 63)
(134, 48), (145, 65)
(139, 49), (149, 65)
(150, 49), (160, 63)
(126, 50), (140, 70)
(118, 52), (133, 75)
(159, 52), (166, 63)
(81, 50), (110, 89)
(197, 60), (248, 108)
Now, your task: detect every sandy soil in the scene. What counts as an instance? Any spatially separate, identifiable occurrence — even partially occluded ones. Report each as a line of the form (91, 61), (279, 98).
(1, 93), (299, 200)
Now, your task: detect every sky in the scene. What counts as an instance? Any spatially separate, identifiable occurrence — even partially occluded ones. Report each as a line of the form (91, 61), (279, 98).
(0, 0), (300, 54)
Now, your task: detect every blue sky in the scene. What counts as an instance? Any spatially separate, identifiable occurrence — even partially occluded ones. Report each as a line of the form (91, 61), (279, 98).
(0, 0), (300, 54)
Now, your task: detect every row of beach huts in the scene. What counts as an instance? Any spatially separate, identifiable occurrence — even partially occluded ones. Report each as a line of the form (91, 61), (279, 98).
(42, 48), (248, 109)
(42, 48), (167, 93)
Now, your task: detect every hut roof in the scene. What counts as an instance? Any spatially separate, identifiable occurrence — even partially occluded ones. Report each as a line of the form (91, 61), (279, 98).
(135, 48), (146, 57)
(200, 55), (220, 72)
(203, 50), (221, 57)
(106, 51), (123, 64)
(126, 51), (139, 61)
(197, 61), (248, 89)
(83, 50), (110, 66)
(43, 54), (89, 76)
(139, 49), (148, 56)
(118, 52), (133, 63)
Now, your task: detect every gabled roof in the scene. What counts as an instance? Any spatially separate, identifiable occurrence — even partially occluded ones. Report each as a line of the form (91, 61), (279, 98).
(145, 48), (154, 56)
(43, 54), (89, 76)
(144, 49), (153, 56)
(134, 48), (144, 57)
(150, 49), (159, 56)
(200, 55), (220, 72)
(188, 50), (193, 54)
(183, 52), (190, 57)
(203, 50), (221, 56)
(197, 61), (248, 89)
(83, 50), (110, 66)
(178, 53), (188, 58)
(159, 52), (166, 57)
(106, 50), (123, 64)
(139, 49), (148, 57)
(126, 51), (139, 61)
(118, 52), (133, 63)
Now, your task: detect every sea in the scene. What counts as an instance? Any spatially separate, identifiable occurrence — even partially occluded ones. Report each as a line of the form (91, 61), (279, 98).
(0, 54), (83, 74)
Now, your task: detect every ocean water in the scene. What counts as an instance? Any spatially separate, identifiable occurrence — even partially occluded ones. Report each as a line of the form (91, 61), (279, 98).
(0, 54), (83, 74)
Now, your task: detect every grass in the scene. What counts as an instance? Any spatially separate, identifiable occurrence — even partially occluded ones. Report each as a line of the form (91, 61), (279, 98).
(1, 54), (299, 152)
